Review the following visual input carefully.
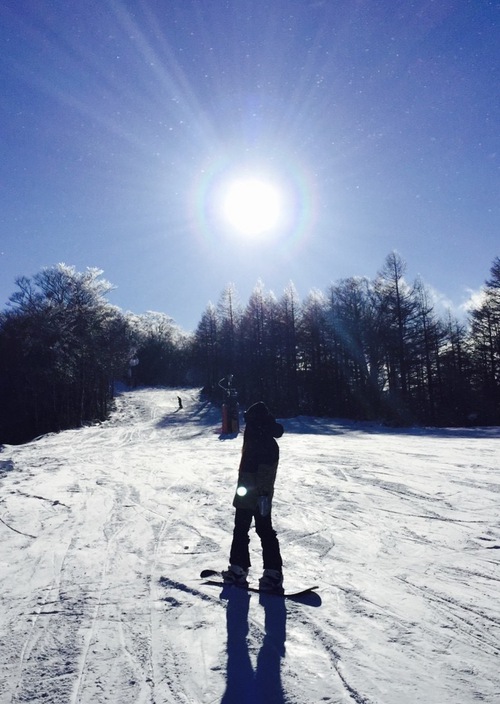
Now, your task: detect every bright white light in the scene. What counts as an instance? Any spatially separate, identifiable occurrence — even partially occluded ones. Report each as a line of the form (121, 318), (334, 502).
(221, 177), (283, 235)
(236, 486), (247, 497)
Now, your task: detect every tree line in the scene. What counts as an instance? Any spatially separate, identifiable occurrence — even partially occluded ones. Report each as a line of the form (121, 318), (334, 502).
(1, 254), (499, 444)
(0, 265), (183, 443)
(193, 252), (499, 427)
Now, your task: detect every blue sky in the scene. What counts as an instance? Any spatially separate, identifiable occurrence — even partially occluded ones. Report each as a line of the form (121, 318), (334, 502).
(1, 0), (498, 331)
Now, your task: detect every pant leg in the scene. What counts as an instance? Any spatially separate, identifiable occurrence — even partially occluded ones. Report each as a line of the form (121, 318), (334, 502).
(229, 508), (253, 569)
(254, 511), (283, 571)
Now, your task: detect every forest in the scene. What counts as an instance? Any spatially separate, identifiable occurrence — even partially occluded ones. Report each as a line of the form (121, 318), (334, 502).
(0, 252), (499, 444)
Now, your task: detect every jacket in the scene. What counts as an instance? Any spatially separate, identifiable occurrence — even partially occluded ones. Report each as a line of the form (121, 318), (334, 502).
(232, 402), (284, 510)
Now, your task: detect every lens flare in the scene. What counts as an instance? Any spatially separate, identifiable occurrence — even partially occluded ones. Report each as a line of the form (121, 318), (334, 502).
(236, 486), (247, 497)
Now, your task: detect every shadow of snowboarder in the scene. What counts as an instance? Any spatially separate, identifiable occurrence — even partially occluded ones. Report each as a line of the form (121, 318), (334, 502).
(220, 586), (287, 704)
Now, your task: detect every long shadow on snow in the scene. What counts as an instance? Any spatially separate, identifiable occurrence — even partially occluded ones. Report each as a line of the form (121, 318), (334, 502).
(220, 585), (287, 704)
(155, 400), (221, 432)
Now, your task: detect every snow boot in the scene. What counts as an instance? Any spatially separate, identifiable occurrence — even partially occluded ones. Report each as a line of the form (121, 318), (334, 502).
(222, 564), (249, 586)
(259, 568), (284, 593)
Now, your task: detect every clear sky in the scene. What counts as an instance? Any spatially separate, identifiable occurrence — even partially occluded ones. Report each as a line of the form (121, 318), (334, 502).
(1, 0), (498, 331)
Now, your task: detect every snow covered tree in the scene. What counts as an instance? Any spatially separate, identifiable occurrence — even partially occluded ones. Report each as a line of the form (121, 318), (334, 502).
(0, 265), (131, 443)
(128, 311), (187, 387)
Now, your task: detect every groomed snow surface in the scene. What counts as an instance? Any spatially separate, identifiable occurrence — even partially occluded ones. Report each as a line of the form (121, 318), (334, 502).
(1, 387), (499, 704)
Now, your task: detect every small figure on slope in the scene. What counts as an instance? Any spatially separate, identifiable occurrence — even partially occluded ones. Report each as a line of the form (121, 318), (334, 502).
(222, 401), (285, 593)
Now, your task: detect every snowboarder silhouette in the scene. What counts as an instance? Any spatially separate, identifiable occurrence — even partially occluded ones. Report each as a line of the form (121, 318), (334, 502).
(222, 401), (284, 592)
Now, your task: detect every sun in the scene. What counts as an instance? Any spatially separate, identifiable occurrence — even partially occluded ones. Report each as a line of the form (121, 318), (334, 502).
(221, 177), (283, 236)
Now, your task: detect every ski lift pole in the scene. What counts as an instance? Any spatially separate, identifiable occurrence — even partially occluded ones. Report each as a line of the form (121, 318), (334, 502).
(219, 375), (239, 434)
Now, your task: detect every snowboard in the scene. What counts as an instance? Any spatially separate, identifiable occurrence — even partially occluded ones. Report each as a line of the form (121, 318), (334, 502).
(200, 569), (319, 600)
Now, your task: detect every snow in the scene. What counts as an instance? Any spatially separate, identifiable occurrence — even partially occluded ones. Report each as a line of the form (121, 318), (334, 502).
(1, 387), (499, 704)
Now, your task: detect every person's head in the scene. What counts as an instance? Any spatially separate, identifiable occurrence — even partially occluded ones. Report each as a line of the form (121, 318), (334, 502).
(244, 401), (270, 423)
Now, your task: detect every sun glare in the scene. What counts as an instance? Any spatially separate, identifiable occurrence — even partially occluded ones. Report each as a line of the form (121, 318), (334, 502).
(221, 177), (283, 236)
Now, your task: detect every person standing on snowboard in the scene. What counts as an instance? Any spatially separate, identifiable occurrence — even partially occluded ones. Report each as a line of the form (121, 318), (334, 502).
(222, 401), (284, 592)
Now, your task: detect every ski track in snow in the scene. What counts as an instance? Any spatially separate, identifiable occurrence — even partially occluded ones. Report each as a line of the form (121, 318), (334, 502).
(0, 388), (499, 703)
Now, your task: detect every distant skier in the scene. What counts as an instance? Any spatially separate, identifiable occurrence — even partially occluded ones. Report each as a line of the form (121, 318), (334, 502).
(222, 401), (284, 592)
(177, 396), (183, 410)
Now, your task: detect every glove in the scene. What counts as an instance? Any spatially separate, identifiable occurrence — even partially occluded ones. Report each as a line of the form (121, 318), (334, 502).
(258, 495), (271, 517)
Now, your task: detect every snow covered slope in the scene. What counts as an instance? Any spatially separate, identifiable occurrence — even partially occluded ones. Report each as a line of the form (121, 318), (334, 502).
(1, 388), (499, 704)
